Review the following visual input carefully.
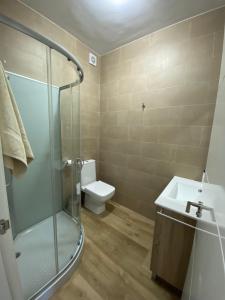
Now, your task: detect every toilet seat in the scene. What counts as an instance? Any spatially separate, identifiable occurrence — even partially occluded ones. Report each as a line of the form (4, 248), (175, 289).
(82, 180), (115, 202)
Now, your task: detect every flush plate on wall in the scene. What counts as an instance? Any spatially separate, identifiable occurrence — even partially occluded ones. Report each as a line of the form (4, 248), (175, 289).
(89, 52), (97, 66)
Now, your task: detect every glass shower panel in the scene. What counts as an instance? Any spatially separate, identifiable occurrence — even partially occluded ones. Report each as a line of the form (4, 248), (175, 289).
(1, 25), (57, 299)
(50, 49), (81, 270)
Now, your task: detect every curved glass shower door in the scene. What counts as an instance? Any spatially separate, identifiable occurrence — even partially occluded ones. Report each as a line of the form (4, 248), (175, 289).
(2, 24), (82, 300)
(50, 48), (82, 272)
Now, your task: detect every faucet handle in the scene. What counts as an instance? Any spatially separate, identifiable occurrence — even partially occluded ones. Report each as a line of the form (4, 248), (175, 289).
(185, 201), (216, 222)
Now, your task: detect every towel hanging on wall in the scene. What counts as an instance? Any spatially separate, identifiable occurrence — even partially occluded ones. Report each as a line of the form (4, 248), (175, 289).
(0, 61), (34, 176)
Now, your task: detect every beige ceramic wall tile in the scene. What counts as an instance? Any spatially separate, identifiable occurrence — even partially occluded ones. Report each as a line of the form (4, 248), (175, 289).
(175, 146), (208, 167)
(200, 126), (213, 147)
(180, 104), (215, 126)
(158, 126), (202, 146)
(100, 7), (225, 220)
(190, 8), (225, 37)
(141, 143), (176, 160)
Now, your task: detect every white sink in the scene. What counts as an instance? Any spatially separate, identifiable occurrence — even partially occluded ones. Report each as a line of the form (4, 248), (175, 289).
(155, 176), (219, 224)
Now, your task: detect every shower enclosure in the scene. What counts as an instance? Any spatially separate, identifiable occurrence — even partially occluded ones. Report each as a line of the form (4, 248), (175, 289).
(0, 15), (84, 300)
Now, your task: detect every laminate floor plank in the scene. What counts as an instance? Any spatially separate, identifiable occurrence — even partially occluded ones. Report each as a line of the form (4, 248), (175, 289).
(51, 201), (179, 300)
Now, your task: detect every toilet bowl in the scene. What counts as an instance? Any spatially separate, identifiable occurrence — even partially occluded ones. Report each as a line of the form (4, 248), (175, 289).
(81, 160), (115, 214)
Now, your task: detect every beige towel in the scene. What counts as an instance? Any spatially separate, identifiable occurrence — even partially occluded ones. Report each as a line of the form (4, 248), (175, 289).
(0, 61), (34, 176)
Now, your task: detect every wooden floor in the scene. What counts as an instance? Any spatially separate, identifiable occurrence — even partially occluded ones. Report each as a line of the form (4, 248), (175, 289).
(51, 202), (179, 300)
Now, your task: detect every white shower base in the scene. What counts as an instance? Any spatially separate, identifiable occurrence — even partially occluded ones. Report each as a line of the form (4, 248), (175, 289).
(14, 211), (80, 299)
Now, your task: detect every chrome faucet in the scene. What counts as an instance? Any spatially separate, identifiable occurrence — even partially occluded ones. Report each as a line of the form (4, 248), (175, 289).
(185, 201), (216, 222)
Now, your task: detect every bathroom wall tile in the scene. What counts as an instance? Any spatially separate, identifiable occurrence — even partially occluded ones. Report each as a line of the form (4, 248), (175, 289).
(128, 111), (143, 126)
(127, 168), (170, 191)
(141, 126), (159, 143)
(107, 94), (131, 111)
(82, 111), (100, 124)
(190, 8), (225, 38)
(180, 104), (215, 126)
(130, 91), (151, 110)
(61, 138), (73, 159)
(76, 39), (90, 62)
(200, 126), (213, 147)
(113, 192), (141, 216)
(141, 143), (176, 161)
(101, 61), (131, 84)
(151, 20), (191, 46)
(100, 151), (128, 167)
(101, 112), (117, 127)
(100, 138), (128, 153)
(172, 163), (203, 180)
(80, 94), (100, 113)
(99, 7), (224, 220)
(101, 81), (119, 99)
(158, 126), (202, 146)
(119, 181), (158, 218)
(116, 111), (129, 126)
(128, 126), (142, 141)
(213, 31), (224, 58)
(100, 96), (108, 112)
(81, 124), (99, 139)
(148, 64), (185, 89)
(181, 83), (216, 106)
(119, 75), (148, 94)
(146, 83), (216, 109)
(120, 37), (149, 61)
(154, 161), (176, 178)
(175, 146), (208, 167)
(188, 34), (214, 64)
(146, 47), (165, 72)
(126, 141), (141, 155)
(101, 125), (128, 139)
(137, 196), (157, 220)
(147, 87), (181, 108)
(101, 49), (121, 70)
(143, 107), (182, 126)
(100, 162), (128, 180)
(0, 26), (47, 83)
(155, 160), (203, 180)
(185, 57), (221, 84)
(208, 81), (220, 103)
(127, 155), (157, 174)
(161, 40), (190, 68)
(130, 56), (151, 75)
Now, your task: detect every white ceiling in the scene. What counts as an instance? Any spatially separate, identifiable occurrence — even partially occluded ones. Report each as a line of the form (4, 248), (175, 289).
(21, 0), (225, 54)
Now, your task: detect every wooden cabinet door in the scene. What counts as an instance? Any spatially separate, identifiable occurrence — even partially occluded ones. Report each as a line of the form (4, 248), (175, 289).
(151, 208), (195, 291)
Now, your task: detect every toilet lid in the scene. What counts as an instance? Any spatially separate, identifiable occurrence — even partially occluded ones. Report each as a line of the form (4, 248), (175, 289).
(84, 180), (115, 197)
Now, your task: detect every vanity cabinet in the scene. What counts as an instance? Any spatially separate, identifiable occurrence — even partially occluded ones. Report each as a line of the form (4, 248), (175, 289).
(150, 207), (196, 291)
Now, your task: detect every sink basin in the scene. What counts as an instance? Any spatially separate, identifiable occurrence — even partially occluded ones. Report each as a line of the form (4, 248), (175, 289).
(155, 176), (217, 224)
(169, 182), (200, 202)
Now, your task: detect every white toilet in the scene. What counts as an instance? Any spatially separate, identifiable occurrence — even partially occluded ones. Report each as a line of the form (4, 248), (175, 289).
(81, 159), (115, 214)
